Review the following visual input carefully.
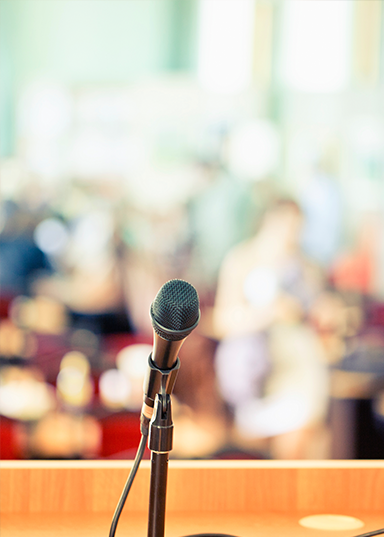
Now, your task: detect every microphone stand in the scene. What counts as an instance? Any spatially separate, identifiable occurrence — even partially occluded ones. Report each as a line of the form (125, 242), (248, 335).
(146, 388), (237, 537)
(137, 280), (234, 537)
(143, 343), (235, 537)
(143, 353), (179, 537)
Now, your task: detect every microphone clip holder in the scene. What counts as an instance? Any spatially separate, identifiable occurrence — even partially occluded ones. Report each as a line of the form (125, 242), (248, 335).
(145, 355), (180, 401)
(141, 355), (180, 435)
(149, 393), (173, 453)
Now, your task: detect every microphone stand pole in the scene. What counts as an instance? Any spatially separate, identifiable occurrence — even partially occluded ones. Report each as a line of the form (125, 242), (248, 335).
(145, 368), (233, 537)
(147, 392), (174, 537)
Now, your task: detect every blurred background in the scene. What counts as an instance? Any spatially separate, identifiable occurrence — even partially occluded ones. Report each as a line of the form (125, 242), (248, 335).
(1, 0), (384, 461)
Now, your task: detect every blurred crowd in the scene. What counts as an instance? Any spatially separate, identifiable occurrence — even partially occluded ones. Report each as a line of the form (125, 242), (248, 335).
(1, 0), (384, 461)
(2, 140), (384, 462)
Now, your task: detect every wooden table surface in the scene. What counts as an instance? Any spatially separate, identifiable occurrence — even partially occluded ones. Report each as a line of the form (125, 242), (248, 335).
(1, 460), (384, 537)
(3, 511), (384, 537)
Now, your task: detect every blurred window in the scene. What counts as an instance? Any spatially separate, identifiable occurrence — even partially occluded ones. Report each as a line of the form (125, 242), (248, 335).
(197, 0), (256, 93)
(280, 0), (352, 92)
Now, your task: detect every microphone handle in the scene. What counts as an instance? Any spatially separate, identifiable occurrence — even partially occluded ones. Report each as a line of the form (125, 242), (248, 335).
(152, 333), (185, 370)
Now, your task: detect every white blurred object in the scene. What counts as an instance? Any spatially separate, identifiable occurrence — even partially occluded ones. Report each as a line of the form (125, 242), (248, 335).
(349, 115), (384, 155)
(243, 266), (279, 307)
(57, 351), (93, 407)
(116, 344), (150, 380)
(281, 0), (351, 92)
(227, 120), (280, 180)
(67, 209), (114, 270)
(235, 391), (314, 437)
(18, 81), (71, 182)
(116, 344), (152, 410)
(57, 367), (86, 398)
(125, 165), (199, 214)
(76, 88), (134, 125)
(237, 324), (328, 438)
(19, 80), (72, 138)
(197, 0), (256, 94)
(99, 369), (132, 409)
(0, 369), (55, 421)
(0, 159), (28, 201)
(34, 218), (69, 255)
(69, 128), (140, 178)
(24, 138), (64, 180)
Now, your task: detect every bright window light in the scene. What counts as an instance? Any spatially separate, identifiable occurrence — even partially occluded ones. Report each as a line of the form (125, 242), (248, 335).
(227, 119), (280, 181)
(19, 80), (72, 137)
(197, 0), (256, 94)
(281, 0), (352, 92)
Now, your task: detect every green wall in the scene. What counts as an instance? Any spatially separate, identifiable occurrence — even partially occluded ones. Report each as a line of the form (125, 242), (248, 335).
(0, 0), (198, 156)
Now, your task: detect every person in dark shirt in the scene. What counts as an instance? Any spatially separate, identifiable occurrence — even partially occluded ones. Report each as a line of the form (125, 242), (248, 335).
(0, 201), (52, 298)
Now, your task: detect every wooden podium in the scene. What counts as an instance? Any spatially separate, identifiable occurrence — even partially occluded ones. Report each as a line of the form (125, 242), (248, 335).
(1, 460), (384, 536)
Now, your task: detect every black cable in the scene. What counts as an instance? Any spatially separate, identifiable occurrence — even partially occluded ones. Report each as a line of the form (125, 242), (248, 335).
(353, 529), (384, 537)
(109, 433), (148, 537)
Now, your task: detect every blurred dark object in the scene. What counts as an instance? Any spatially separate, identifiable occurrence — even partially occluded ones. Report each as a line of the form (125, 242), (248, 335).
(338, 297), (384, 374)
(207, 444), (264, 460)
(330, 397), (384, 459)
(339, 335), (384, 374)
(0, 201), (53, 298)
(69, 309), (134, 335)
(330, 300), (384, 459)
(373, 391), (384, 439)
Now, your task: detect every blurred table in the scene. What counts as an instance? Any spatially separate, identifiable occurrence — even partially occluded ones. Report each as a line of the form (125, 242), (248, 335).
(1, 460), (384, 537)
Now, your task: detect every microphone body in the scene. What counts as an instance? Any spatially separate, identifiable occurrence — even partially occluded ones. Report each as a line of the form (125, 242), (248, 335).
(141, 279), (200, 433)
(142, 279), (199, 537)
(151, 334), (185, 370)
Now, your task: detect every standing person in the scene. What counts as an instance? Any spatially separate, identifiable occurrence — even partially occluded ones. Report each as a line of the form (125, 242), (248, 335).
(213, 198), (329, 459)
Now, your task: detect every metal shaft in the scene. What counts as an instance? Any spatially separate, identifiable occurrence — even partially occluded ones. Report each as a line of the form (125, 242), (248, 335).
(147, 451), (169, 537)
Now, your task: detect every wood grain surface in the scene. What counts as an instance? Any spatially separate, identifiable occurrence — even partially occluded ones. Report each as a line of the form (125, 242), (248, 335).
(2, 460), (384, 514)
(1, 512), (384, 537)
(1, 460), (384, 537)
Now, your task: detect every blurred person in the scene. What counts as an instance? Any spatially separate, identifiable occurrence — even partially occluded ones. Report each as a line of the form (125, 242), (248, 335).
(330, 212), (381, 297)
(212, 198), (329, 459)
(309, 289), (364, 365)
(122, 206), (192, 335)
(299, 165), (343, 268)
(298, 139), (344, 268)
(33, 204), (134, 335)
(186, 158), (254, 298)
(0, 200), (53, 299)
(171, 332), (229, 459)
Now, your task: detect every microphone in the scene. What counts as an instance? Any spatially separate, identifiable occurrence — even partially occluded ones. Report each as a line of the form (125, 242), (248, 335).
(141, 279), (200, 433)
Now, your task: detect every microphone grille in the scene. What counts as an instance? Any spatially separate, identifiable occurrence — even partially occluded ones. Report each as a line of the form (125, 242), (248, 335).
(151, 279), (200, 341)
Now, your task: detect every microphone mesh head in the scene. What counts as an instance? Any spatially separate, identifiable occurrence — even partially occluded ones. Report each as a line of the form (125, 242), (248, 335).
(151, 279), (200, 341)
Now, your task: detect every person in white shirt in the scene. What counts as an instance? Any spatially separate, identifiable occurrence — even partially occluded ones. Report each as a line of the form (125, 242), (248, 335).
(213, 198), (329, 459)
